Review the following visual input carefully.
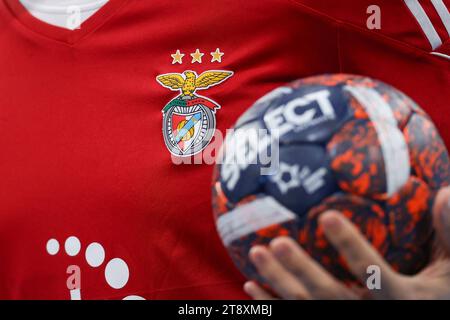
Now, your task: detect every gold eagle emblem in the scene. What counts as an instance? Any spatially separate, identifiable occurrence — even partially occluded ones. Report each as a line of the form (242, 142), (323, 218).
(156, 70), (233, 97)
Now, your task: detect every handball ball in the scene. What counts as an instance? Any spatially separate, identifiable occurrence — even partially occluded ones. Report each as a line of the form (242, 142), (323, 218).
(212, 74), (450, 283)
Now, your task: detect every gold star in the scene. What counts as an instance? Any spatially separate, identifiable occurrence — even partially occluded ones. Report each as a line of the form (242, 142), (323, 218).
(171, 50), (184, 64)
(190, 49), (204, 64)
(211, 48), (224, 63)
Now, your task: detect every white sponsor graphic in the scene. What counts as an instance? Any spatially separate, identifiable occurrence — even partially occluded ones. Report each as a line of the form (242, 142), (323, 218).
(270, 162), (327, 195)
(220, 89), (336, 192)
(216, 196), (297, 246)
(271, 162), (302, 194)
(264, 90), (336, 137)
(46, 236), (145, 300)
(344, 86), (410, 196)
(220, 125), (280, 190)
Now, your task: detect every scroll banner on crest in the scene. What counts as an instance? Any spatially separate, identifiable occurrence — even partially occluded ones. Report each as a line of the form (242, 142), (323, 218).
(163, 97), (219, 112)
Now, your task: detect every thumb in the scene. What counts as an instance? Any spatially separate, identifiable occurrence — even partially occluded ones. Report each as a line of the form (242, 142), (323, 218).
(432, 186), (450, 253)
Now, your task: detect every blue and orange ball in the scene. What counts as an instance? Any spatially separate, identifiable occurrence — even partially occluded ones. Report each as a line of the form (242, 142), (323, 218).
(212, 74), (450, 284)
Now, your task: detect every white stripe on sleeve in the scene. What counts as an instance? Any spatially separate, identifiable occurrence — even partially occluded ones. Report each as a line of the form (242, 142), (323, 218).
(431, 0), (450, 37)
(404, 0), (443, 49)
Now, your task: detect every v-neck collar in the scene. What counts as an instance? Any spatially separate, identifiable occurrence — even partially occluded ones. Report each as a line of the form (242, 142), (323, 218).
(3, 0), (130, 45)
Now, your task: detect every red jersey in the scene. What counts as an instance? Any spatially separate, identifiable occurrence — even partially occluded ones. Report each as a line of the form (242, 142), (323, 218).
(292, 0), (450, 141)
(0, 0), (448, 299)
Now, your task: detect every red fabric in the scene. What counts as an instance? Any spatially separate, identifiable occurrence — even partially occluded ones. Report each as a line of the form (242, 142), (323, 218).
(0, 0), (338, 299)
(292, 0), (450, 50)
(289, 0), (450, 143)
(0, 0), (448, 300)
(436, 39), (450, 56)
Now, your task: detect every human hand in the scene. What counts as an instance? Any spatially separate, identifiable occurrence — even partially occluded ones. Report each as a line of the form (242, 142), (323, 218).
(244, 187), (450, 300)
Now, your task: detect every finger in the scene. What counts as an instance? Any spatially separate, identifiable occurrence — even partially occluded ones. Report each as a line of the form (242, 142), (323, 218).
(319, 211), (397, 290)
(433, 186), (450, 253)
(269, 237), (354, 299)
(249, 246), (310, 300)
(243, 281), (277, 300)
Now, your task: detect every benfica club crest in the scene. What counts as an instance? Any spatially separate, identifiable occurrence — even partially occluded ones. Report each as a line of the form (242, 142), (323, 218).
(156, 70), (233, 156)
